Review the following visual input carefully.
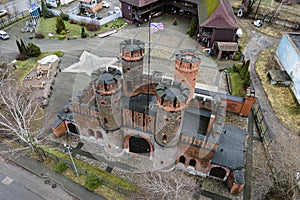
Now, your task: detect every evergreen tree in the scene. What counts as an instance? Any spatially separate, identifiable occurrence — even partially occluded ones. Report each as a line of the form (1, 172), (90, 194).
(188, 17), (196, 37)
(27, 42), (41, 57)
(20, 39), (27, 55)
(55, 16), (66, 34)
(240, 60), (250, 79)
(81, 26), (88, 38)
(41, 0), (54, 18)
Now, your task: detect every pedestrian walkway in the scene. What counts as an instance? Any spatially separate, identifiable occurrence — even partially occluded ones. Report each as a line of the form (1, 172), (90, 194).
(11, 155), (105, 200)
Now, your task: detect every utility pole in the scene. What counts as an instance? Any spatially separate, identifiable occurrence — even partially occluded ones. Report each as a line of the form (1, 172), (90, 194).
(64, 144), (79, 177)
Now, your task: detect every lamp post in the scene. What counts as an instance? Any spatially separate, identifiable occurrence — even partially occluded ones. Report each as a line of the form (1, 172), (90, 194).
(64, 143), (79, 177)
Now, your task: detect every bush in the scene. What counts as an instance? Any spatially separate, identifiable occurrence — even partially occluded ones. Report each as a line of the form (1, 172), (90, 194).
(69, 19), (78, 24)
(57, 35), (66, 40)
(81, 27), (88, 38)
(60, 12), (69, 21)
(84, 173), (102, 191)
(54, 50), (64, 57)
(15, 53), (28, 61)
(55, 162), (68, 173)
(60, 30), (66, 35)
(86, 23), (100, 31)
(35, 32), (45, 39)
(27, 42), (41, 57)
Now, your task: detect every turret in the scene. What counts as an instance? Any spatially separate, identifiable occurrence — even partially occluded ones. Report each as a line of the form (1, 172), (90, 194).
(92, 67), (122, 131)
(120, 39), (145, 96)
(174, 49), (201, 99)
(155, 81), (190, 147)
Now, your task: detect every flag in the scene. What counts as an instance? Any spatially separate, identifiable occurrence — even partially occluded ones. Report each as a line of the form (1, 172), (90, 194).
(150, 22), (164, 34)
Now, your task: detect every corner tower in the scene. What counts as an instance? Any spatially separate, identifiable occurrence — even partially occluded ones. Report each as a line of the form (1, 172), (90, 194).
(92, 67), (122, 131)
(120, 39), (145, 97)
(174, 49), (201, 99)
(155, 81), (190, 147)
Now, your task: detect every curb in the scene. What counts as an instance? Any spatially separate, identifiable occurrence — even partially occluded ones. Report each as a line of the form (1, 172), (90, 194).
(7, 157), (83, 200)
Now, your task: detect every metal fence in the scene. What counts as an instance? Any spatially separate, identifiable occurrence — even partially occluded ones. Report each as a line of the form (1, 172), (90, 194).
(0, 11), (29, 29)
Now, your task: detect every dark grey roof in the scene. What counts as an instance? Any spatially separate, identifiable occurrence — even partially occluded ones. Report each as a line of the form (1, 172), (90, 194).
(233, 169), (245, 185)
(267, 70), (292, 82)
(176, 49), (202, 63)
(120, 39), (145, 52)
(57, 104), (76, 123)
(122, 93), (156, 115)
(181, 107), (211, 136)
(52, 118), (62, 129)
(211, 125), (246, 169)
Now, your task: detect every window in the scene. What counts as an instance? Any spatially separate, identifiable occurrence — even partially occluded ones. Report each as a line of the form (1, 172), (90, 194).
(179, 156), (186, 164)
(88, 129), (94, 137)
(189, 159), (196, 167)
(95, 131), (103, 139)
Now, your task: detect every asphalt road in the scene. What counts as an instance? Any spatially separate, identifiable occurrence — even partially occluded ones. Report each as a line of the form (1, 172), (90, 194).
(0, 156), (75, 200)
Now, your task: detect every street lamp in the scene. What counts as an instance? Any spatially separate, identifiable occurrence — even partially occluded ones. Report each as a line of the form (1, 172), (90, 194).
(64, 143), (79, 177)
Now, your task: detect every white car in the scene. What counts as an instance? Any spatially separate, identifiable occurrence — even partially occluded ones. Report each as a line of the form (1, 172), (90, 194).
(0, 9), (8, 17)
(114, 6), (121, 14)
(0, 30), (9, 40)
(102, 1), (110, 8)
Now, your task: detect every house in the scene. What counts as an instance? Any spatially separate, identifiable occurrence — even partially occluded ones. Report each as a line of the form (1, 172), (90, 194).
(52, 39), (256, 194)
(79, 0), (102, 13)
(46, 0), (76, 7)
(119, 0), (239, 57)
(276, 32), (300, 103)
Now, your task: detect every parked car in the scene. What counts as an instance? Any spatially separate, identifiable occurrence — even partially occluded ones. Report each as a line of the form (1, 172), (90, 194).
(108, 10), (114, 16)
(0, 10), (8, 17)
(0, 30), (9, 40)
(102, 1), (110, 8)
(96, 16), (102, 20)
(114, 6), (121, 14)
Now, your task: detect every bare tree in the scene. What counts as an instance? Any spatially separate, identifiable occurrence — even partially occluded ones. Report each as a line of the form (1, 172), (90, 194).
(0, 81), (46, 160)
(134, 169), (197, 200)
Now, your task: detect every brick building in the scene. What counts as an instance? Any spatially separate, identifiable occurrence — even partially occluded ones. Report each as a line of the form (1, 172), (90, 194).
(52, 39), (255, 194)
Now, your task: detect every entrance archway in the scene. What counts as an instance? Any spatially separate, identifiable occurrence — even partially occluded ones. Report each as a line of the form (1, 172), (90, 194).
(210, 167), (226, 179)
(68, 123), (79, 134)
(129, 136), (151, 157)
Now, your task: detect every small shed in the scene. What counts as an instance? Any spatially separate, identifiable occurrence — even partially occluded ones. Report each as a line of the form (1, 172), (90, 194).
(212, 42), (238, 60)
(267, 70), (292, 86)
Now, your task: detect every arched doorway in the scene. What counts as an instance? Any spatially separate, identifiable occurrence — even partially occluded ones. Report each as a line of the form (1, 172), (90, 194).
(189, 159), (196, 167)
(129, 136), (151, 157)
(179, 156), (186, 164)
(68, 123), (79, 134)
(210, 167), (226, 179)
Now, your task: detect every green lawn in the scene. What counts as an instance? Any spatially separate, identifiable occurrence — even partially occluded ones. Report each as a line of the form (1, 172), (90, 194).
(12, 52), (61, 83)
(44, 147), (137, 192)
(38, 17), (127, 39)
(229, 72), (246, 97)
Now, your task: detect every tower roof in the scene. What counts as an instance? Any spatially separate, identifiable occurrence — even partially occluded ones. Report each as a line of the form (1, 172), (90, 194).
(91, 67), (122, 85)
(120, 39), (145, 52)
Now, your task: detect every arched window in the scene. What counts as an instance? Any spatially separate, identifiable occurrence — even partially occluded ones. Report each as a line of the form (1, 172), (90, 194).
(88, 129), (94, 137)
(95, 131), (103, 139)
(189, 159), (196, 167)
(179, 156), (186, 164)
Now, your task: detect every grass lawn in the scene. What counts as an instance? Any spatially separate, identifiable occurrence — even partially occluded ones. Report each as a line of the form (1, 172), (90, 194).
(38, 17), (127, 39)
(229, 72), (246, 97)
(43, 147), (137, 192)
(255, 48), (300, 133)
(12, 51), (62, 83)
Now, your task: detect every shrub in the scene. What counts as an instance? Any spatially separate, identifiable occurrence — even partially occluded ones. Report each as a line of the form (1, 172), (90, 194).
(35, 32), (45, 39)
(54, 50), (64, 57)
(69, 19), (78, 24)
(55, 162), (68, 173)
(60, 30), (66, 35)
(84, 173), (102, 191)
(27, 42), (41, 57)
(81, 27), (88, 38)
(42, 0), (54, 18)
(232, 64), (239, 72)
(15, 53), (28, 61)
(86, 23), (100, 31)
(57, 35), (66, 40)
(60, 12), (69, 21)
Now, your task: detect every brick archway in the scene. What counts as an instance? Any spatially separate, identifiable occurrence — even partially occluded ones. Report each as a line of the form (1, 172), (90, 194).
(210, 167), (227, 179)
(124, 135), (154, 157)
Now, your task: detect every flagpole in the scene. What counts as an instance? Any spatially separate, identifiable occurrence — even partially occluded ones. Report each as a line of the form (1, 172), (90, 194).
(147, 15), (151, 112)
